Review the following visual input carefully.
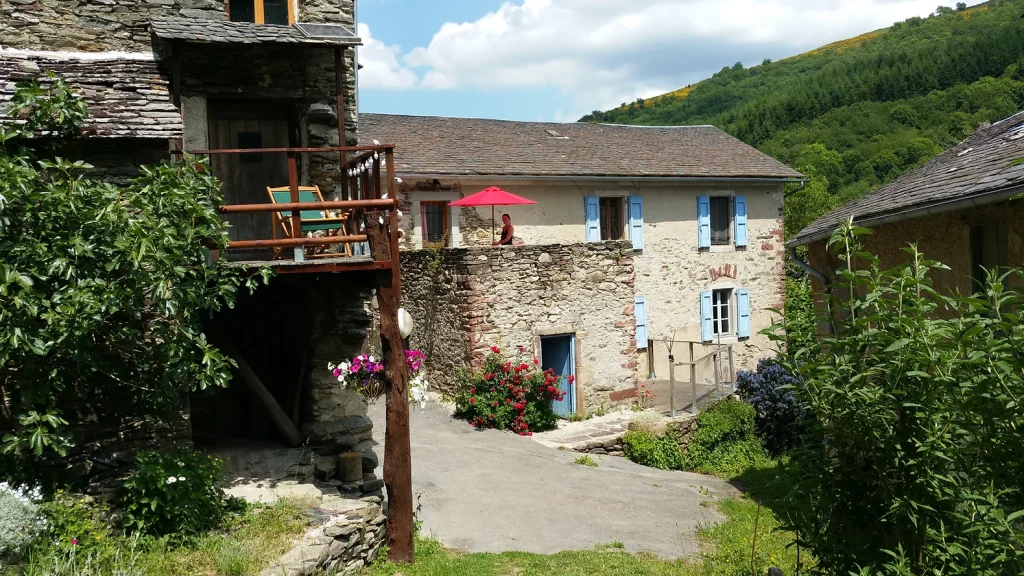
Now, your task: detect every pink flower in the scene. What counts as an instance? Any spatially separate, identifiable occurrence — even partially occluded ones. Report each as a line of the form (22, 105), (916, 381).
(71, 538), (78, 546)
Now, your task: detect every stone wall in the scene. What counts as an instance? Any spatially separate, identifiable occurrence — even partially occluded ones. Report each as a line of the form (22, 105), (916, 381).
(572, 414), (699, 457)
(399, 242), (639, 412)
(260, 496), (385, 576)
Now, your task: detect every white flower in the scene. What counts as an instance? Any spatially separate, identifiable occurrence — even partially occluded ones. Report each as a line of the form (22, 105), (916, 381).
(368, 356), (375, 363)
(379, 216), (384, 225)
(177, 476), (186, 482)
(328, 362), (336, 370)
(166, 476), (177, 484)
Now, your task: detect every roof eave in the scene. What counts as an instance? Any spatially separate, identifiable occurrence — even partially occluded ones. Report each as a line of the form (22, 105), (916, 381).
(394, 172), (805, 183)
(787, 183), (1024, 248)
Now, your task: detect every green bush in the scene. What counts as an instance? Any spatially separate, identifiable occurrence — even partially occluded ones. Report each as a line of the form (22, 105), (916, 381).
(36, 492), (114, 555)
(120, 448), (240, 538)
(773, 219), (1024, 574)
(622, 430), (684, 471)
(684, 398), (770, 477)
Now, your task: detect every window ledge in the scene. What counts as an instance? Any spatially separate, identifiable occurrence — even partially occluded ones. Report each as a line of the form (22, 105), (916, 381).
(708, 335), (739, 344)
(708, 245), (735, 253)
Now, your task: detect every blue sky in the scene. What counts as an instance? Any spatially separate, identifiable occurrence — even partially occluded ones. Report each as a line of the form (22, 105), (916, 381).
(356, 0), (978, 123)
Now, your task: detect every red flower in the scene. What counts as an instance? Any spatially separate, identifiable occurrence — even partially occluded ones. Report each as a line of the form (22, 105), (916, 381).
(470, 398), (476, 404)
(470, 388), (476, 394)
(517, 346), (526, 353)
(71, 538), (78, 546)
(491, 346), (501, 354)
(568, 375), (575, 384)
(534, 358), (540, 365)
(492, 401), (499, 407)
(514, 403), (524, 411)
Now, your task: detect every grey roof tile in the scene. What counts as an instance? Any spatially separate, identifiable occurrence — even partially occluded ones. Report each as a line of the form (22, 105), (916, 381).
(791, 111), (1024, 245)
(0, 54), (182, 139)
(359, 113), (804, 180)
(151, 17), (361, 46)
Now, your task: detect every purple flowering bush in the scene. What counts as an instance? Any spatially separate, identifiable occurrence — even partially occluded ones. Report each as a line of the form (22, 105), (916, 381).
(735, 357), (803, 455)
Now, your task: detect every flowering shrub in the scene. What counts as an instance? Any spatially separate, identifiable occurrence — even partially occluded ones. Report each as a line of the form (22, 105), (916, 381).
(736, 357), (803, 455)
(0, 482), (44, 559)
(35, 492), (116, 559)
(683, 398), (770, 477)
(453, 346), (566, 435)
(329, 349), (429, 406)
(120, 448), (240, 537)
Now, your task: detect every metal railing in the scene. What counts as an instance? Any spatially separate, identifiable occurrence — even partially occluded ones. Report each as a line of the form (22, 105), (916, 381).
(643, 339), (736, 416)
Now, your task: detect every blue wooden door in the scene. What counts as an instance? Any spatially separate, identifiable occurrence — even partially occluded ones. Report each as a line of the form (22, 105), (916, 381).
(542, 335), (576, 418)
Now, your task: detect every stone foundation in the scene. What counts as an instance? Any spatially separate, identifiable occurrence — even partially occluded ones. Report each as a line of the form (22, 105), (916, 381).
(399, 242), (639, 412)
(573, 414), (700, 457)
(260, 496), (385, 576)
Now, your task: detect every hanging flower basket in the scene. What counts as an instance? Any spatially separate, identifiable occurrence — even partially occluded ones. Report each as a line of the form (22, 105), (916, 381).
(330, 350), (429, 406)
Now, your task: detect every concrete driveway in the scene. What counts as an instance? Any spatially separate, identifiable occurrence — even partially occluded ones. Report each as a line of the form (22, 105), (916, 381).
(368, 401), (740, 559)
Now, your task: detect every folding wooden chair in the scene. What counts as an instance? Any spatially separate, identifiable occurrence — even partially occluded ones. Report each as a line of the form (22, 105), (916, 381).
(267, 185), (351, 259)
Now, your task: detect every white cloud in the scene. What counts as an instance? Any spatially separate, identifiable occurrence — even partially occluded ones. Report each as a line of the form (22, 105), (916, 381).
(395, 0), (971, 118)
(357, 23), (419, 90)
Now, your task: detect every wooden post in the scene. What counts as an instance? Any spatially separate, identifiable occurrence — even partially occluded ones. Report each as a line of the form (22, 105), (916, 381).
(288, 152), (303, 261)
(335, 47), (349, 201)
(363, 205), (413, 564)
(728, 345), (735, 393)
(689, 342), (698, 416)
(668, 353), (676, 418)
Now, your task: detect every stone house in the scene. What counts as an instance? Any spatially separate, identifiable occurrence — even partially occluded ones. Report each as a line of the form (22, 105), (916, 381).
(789, 110), (1024, 325)
(361, 114), (803, 413)
(0, 0), (392, 495)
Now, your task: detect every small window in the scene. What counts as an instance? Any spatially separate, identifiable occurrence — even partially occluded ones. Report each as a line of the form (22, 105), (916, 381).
(237, 131), (263, 164)
(421, 201), (449, 247)
(710, 197), (730, 245)
(712, 288), (732, 336)
(228, 0), (292, 25)
(970, 224), (1009, 291)
(600, 197), (624, 241)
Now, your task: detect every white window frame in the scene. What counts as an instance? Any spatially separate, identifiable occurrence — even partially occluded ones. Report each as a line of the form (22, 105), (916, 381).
(712, 288), (733, 337)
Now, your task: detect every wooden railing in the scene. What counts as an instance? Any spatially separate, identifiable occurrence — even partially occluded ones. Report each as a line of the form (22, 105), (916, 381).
(174, 144), (398, 265)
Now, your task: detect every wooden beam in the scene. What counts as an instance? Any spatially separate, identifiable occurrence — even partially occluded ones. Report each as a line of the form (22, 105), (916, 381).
(220, 341), (302, 447)
(364, 211), (414, 563)
(226, 235), (367, 249)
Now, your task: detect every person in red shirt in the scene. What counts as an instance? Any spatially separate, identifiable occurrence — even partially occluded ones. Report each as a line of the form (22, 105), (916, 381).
(493, 214), (515, 246)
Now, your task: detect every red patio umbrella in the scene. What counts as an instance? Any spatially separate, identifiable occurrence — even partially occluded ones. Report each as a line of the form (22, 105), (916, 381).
(449, 187), (537, 242)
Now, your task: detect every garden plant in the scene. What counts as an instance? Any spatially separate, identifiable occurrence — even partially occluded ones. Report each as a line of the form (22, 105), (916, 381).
(453, 346), (565, 435)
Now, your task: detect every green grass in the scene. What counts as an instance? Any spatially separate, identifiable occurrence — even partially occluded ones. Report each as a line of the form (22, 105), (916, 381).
(7, 500), (312, 576)
(574, 455), (598, 467)
(368, 462), (806, 576)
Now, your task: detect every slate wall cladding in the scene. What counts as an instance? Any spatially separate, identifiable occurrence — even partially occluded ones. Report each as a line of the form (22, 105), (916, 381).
(399, 242), (639, 412)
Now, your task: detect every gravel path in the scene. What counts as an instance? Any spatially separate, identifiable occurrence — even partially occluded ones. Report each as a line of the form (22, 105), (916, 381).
(368, 401), (739, 559)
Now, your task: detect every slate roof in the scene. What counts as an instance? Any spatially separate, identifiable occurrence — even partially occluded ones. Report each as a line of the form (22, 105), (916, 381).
(359, 113), (804, 180)
(151, 18), (361, 46)
(0, 51), (182, 139)
(790, 111), (1024, 246)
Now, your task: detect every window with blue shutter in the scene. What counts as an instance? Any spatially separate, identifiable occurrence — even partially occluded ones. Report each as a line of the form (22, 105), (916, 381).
(737, 288), (751, 339)
(734, 195), (748, 247)
(628, 196), (644, 251)
(585, 196), (600, 242)
(635, 296), (648, 349)
(697, 196), (711, 249)
(700, 290), (713, 342)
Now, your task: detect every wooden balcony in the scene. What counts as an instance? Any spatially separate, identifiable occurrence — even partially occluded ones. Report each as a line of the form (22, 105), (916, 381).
(177, 144), (400, 275)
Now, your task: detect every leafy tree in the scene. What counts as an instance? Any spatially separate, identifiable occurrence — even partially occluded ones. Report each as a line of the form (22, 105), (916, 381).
(771, 220), (1024, 575)
(0, 77), (267, 463)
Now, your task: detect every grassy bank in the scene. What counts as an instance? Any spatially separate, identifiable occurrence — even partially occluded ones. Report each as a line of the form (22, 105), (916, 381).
(4, 500), (311, 576)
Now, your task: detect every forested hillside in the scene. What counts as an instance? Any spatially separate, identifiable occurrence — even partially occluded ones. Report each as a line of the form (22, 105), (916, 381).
(582, 1), (1024, 237)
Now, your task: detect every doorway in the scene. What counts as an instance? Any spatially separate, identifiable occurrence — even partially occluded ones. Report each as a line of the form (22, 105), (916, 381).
(207, 100), (295, 248)
(541, 335), (576, 418)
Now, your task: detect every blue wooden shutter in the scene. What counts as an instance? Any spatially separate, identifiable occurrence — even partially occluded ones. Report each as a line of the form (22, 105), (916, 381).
(635, 296), (648, 349)
(628, 196), (644, 250)
(734, 195), (748, 247)
(700, 290), (713, 342)
(737, 288), (751, 339)
(697, 196), (711, 249)
(585, 196), (600, 242)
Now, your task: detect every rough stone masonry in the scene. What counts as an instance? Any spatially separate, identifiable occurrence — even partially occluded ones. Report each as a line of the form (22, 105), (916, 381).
(399, 241), (640, 412)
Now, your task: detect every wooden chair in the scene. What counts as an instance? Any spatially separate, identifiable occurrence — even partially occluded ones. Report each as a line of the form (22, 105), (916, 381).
(267, 185), (351, 259)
